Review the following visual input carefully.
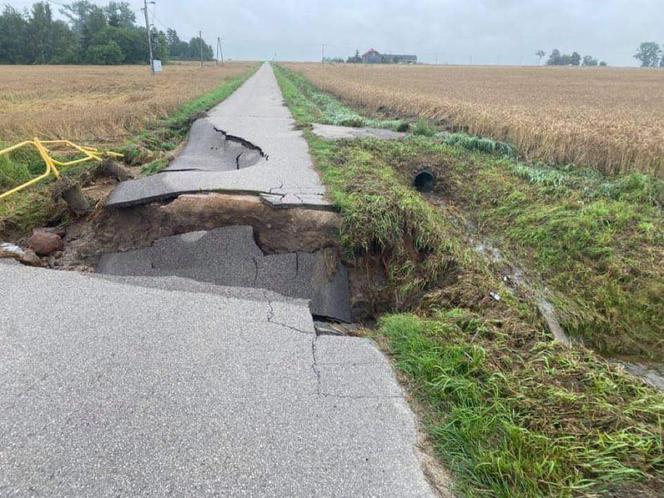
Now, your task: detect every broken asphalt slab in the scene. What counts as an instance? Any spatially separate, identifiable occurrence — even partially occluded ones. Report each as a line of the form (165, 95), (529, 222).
(164, 118), (266, 173)
(312, 123), (407, 141)
(106, 63), (333, 210)
(97, 225), (352, 323)
(0, 261), (434, 496)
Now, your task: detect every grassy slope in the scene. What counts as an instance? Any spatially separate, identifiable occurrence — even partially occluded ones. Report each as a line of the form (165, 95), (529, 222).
(276, 65), (664, 360)
(274, 64), (664, 497)
(0, 65), (258, 239)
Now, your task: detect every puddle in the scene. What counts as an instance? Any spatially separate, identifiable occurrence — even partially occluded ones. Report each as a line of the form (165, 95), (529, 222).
(617, 360), (664, 391)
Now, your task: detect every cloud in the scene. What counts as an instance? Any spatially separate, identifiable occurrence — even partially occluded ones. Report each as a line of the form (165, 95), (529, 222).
(91, 0), (661, 66)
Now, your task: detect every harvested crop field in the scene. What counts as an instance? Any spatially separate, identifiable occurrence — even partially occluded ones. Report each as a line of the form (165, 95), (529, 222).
(0, 62), (254, 145)
(284, 63), (664, 177)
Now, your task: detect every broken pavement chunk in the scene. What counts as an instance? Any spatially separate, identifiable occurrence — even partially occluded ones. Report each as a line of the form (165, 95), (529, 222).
(97, 226), (352, 322)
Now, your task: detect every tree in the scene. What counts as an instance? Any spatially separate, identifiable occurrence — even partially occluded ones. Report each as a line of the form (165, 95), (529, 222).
(166, 28), (188, 59)
(583, 55), (598, 66)
(85, 40), (123, 64)
(60, 1), (96, 40)
(105, 1), (135, 28)
(26, 3), (54, 63)
(0, 1), (213, 65)
(570, 51), (581, 66)
(634, 42), (661, 67)
(81, 6), (108, 54)
(535, 50), (546, 65)
(0, 6), (28, 64)
(547, 49), (562, 66)
(186, 37), (213, 61)
(347, 50), (362, 64)
(599, 61), (608, 67)
(50, 21), (79, 63)
(93, 25), (145, 63)
(152, 29), (169, 62)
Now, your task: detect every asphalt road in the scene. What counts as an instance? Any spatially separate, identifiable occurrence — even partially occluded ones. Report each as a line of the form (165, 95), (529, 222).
(0, 63), (435, 496)
(97, 226), (352, 323)
(0, 262), (433, 496)
(106, 63), (331, 210)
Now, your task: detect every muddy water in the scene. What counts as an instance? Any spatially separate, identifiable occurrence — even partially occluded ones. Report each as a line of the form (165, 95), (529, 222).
(473, 238), (664, 391)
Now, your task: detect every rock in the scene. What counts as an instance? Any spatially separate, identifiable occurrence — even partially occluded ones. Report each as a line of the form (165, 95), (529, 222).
(0, 243), (43, 266)
(28, 230), (64, 256)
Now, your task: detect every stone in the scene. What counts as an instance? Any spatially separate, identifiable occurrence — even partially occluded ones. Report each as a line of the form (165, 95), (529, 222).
(0, 243), (42, 266)
(28, 230), (64, 256)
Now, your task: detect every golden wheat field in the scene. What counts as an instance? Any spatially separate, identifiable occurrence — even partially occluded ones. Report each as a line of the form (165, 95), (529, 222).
(286, 63), (664, 177)
(0, 62), (253, 145)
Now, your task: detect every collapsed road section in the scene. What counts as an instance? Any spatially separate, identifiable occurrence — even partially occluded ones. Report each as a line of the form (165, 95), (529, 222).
(0, 63), (438, 495)
(98, 226), (352, 323)
(96, 63), (354, 322)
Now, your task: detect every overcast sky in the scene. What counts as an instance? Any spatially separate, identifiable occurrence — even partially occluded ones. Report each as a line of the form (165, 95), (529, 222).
(12, 0), (662, 66)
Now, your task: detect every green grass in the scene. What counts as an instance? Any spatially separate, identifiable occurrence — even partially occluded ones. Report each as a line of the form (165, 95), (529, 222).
(274, 65), (407, 131)
(275, 62), (664, 497)
(349, 137), (664, 359)
(0, 64), (259, 238)
(381, 312), (663, 497)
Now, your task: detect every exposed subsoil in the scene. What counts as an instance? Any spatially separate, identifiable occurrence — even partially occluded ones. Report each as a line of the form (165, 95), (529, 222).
(1, 160), (383, 324)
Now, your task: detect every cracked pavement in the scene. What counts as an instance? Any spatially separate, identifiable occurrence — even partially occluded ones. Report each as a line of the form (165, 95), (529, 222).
(0, 61), (436, 496)
(0, 261), (434, 496)
(106, 63), (332, 210)
(96, 226), (352, 323)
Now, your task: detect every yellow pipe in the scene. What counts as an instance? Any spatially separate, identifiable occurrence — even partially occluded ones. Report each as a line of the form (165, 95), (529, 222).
(0, 141), (34, 157)
(0, 142), (53, 200)
(0, 138), (123, 201)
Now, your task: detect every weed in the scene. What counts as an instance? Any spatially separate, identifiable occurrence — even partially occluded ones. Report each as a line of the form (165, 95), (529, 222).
(412, 118), (437, 137)
(381, 312), (664, 497)
(444, 132), (514, 156)
(274, 65), (410, 131)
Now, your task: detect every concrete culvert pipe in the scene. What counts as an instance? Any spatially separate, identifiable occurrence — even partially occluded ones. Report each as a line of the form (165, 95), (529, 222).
(413, 170), (435, 193)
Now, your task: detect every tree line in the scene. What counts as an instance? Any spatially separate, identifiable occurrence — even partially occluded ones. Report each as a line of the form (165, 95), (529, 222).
(634, 42), (664, 67)
(0, 1), (214, 65)
(535, 49), (606, 67)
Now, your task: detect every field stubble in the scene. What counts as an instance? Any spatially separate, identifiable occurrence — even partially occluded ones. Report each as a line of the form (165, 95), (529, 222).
(0, 62), (253, 145)
(285, 63), (664, 177)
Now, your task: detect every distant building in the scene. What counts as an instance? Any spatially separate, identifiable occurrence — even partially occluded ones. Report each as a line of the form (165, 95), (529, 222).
(359, 49), (417, 64)
(362, 49), (383, 63)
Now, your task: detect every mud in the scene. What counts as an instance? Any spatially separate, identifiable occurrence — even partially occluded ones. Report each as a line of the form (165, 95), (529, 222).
(58, 193), (340, 269)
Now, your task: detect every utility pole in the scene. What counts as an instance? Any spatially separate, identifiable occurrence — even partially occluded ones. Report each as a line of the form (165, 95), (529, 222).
(199, 30), (203, 67)
(321, 43), (325, 64)
(217, 37), (224, 65)
(142, 0), (155, 74)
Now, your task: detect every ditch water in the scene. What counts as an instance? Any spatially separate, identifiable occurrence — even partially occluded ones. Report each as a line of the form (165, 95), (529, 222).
(472, 237), (664, 391)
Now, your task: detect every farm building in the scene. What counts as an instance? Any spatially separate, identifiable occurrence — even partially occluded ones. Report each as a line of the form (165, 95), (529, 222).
(360, 49), (417, 64)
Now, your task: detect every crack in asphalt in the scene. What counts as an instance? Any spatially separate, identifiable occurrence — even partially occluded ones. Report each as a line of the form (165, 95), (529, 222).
(312, 335), (322, 397)
(213, 126), (269, 160)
